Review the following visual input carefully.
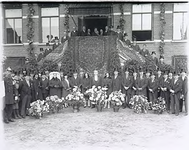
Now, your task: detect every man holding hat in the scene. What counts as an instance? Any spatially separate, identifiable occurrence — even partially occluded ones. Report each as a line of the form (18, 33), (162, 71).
(160, 71), (171, 112)
(169, 71), (182, 116)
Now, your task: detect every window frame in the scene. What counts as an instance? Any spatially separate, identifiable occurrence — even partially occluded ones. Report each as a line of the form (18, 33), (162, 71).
(4, 8), (23, 44)
(173, 3), (188, 41)
(40, 7), (60, 43)
(131, 4), (153, 41)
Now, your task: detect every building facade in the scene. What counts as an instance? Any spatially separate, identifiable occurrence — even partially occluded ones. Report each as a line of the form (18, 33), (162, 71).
(2, 2), (188, 70)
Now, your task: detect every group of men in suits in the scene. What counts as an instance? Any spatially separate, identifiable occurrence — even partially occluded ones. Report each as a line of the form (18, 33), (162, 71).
(3, 65), (188, 123)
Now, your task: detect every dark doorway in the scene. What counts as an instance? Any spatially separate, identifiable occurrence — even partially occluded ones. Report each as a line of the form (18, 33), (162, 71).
(84, 16), (108, 33)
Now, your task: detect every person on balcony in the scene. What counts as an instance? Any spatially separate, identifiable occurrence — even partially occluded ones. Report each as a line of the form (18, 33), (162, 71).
(148, 72), (158, 103)
(112, 68), (122, 92)
(61, 31), (69, 44)
(104, 26), (110, 36)
(71, 26), (78, 36)
(70, 71), (80, 89)
(53, 37), (60, 50)
(116, 26), (123, 41)
(87, 29), (91, 36)
(131, 39), (140, 53)
(140, 44), (150, 57)
(123, 33), (131, 47)
(109, 25), (117, 36)
(92, 28), (99, 36)
(151, 51), (159, 66)
(100, 29), (104, 36)
(80, 26), (87, 36)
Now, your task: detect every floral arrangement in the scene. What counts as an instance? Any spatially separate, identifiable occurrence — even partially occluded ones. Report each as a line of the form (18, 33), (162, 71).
(129, 95), (149, 114)
(66, 86), (85, 106)
(108, 91), (125, 107)
(46, 95), (65, 113)
(151, 97), (166, 114)
(85, 86), (108, 106)
(28, 100), (49, 119)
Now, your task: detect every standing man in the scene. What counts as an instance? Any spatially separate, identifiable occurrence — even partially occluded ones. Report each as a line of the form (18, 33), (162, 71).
(148, 72), (158, 103)
(156, 68), (163, 98)
(151, 51), (159, 66)
(135, 68), (148, 97)
(4, 67), (15, 123)
(19, 73), (32, 118)
(170, 71), (182, 116)
(70, 71), (80, 89)
(131, 69), (138, 98)
(123, 33), (131, 47)
(112, 69), (122, 92)
(122, 68), (133, 108)
(71, 26), (78, 36)
(180, 69), (188, 115)
(160, 71), (171, 112)
(40, 74), (49, 100)
(80, 26), (87, 36)
(52, 37), (60, 50)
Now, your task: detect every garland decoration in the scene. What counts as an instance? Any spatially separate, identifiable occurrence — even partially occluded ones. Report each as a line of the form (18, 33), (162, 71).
(119, 3), (125, 32)
(64, 4), (70, 34)
(159, 3), (166, 55)
(26, 3), (37, 70)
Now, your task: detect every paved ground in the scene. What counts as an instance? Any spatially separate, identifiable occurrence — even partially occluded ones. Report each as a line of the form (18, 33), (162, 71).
(2, 107), (189, 150)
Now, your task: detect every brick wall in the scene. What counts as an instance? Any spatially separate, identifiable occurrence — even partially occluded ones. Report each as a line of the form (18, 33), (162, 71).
(3, 2), (187, 67)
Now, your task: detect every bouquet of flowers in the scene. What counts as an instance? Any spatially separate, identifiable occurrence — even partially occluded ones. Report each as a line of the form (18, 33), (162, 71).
(66, 86), (85, 106)
(129, 95), (149, 114)
(28, 100), (49, 119)
(152, 97), (166, 114)
(46, 95), (65, 113)
(108, 91), (125, 107)
(85, 86), (107, 106)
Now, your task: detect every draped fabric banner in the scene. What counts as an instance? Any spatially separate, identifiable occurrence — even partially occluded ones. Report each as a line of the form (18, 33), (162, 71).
(69, 36), (117, 75)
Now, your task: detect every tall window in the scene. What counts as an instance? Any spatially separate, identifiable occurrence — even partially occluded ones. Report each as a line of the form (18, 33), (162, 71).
(132, 4), (152, 41)
(173, 3), (188, 40)
(5, 9), (22, 44)
(41, 7), (59, 43)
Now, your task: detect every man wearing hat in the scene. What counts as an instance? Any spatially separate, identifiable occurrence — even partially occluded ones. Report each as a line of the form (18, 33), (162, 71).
(52, 36), (60, 50)
(4, 67), (15, 123)
(180, 69), (188, 115)
(123, 33), (131, 47)
(160, 71), (171, 112)
(135, 67), (148, 97)
(112, 68), (122, 92)
(122, 68), (133, 108)
(140, 44), (150, 57)
(70, 71), (81, 89)
(131, 69), (138, 98)
(151, 51), (158, 66)
(19, 72), (32, 118)
(104, 26), (110, 36)
(169, 71), (182, 116)
(116, 26), (123, 41)
(71, 26), (78, 37)
(156, 68), (163, 98)
(148, 72), (158, 103)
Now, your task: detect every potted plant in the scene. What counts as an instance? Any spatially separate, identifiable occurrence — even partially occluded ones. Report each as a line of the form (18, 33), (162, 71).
(108, 91), (125, 112)
(152, 97), (166, 114)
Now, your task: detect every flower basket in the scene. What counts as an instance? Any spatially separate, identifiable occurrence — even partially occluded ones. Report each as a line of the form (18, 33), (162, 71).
(129, 95), (149, 114)
(46, 96), (65, 114)
(85, 86), (107, 110)
(152, 97), (166, 114)
(66, 86), (85, 113)
(108, 91), (125, 112)
(28, 100), (49, 119)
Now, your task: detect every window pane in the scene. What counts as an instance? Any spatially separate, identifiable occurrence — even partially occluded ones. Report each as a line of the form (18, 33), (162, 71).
(51, 17), (59, 40)
(6, 19), (14, 43)
(173, 13), (187, 40)
(142, 4), (151, 13)
(132, 14), (141, 30)
(5, 9), (22, 18)
(42, 18), (50, 43)
(142, 14), (151, 30)
(15, 19), (22, 43)
(133, 5), (142, 13)
(174, 3), (188, 12)
(41, 7), (59, 16)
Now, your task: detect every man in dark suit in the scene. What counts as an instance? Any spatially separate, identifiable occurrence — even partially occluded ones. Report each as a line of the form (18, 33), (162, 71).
(112, 69), (122, 92)
(136, 68), (148, 97)
(156, 68), (163, 98)
(160, 71), (171, 112)
(116, 26), (123, 41)
(70, 71), (80, 89)
(52, 37), (60, 50)
(104, 26), (110, 36)
(140, 44), (150, 57)
(4, 67), (15, 123)
(71, 26), (78, 36)
(151, 51), (159, 66)
(180, 69), (188, 115)
(19, 73), (32, 118)
(40, 74), (49, 100)
(80, 26), (87, 36)
(131, 69), (138, 98)
(132, 39), (140, 53)
(123, 33), (131, 47)
(122, 68), (133, 108)
(148, 72), (158, 103)
(170, 71), (182, 116)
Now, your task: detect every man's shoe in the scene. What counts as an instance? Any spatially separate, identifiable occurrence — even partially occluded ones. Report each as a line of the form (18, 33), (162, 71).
(175, 113), (179, 116)
(4, 119), (9, 124)
(185, 112), (188, 116)
(8, 119), (15, 122)
(21, 115), (25, 119)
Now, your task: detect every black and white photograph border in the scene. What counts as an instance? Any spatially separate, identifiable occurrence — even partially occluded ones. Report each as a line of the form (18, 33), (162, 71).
(0, 0), (189, 150)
